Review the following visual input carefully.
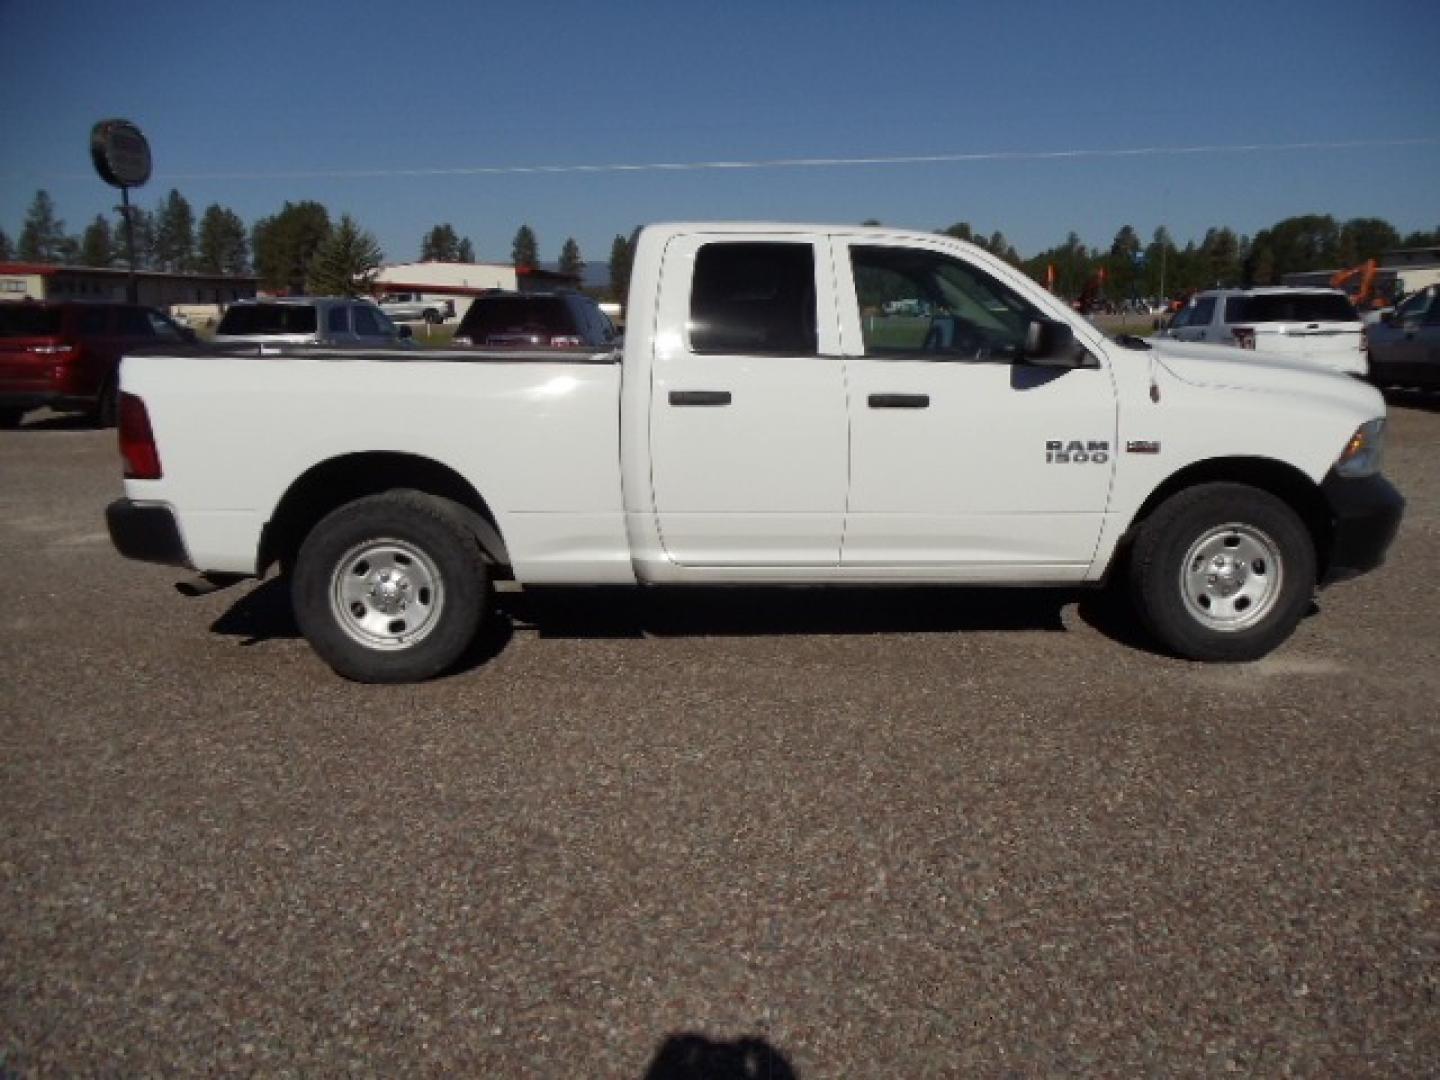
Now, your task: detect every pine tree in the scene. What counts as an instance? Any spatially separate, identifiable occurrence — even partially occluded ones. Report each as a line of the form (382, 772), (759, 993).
(511, 225), (538, 271)
(196, 205), (249, 275)
(18, 190), (69, 263)
(609, 231), (636, 303)
(153, 189), (196, 272)
(558, 237), (584, 278)
(305, 214), (383, 297)
(113, 205), (156, 270)
(253, 201), (332, 293)
(421, 223), (460, 262)
(0, 229), (12, 260)
(81, 215), (114, 267)
(457, 237), (475, 263)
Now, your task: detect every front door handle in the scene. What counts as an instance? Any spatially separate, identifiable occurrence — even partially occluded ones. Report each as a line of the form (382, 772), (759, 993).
(669, 390), (732, 406)
(868, 393), (929, 409)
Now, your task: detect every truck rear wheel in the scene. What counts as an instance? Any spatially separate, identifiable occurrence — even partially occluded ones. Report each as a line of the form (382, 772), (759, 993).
(292, 490), (490, 682)
(1128, 482), (1315, 662)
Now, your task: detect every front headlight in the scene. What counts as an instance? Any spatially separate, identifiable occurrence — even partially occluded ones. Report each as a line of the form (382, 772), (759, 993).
(1336, 418), (1385, 478)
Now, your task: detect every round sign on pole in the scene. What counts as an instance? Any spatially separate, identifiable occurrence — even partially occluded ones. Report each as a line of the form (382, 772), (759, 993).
(90, 119), (152, 189)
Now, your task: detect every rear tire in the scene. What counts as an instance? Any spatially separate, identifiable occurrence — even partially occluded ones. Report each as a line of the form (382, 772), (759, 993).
(292, 490), (490, 682)
(1128, 483), (1316, 662)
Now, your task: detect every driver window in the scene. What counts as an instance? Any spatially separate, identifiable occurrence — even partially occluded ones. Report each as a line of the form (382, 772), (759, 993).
(851, 245), (1038, 360)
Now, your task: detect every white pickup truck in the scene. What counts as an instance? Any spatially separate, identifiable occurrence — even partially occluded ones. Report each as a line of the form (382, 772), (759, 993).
(107, 223), (1403, 682)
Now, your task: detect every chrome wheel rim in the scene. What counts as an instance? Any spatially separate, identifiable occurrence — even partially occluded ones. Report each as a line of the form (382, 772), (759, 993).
(1180, 522), (1284, 632)
(329, 538), (444, 650)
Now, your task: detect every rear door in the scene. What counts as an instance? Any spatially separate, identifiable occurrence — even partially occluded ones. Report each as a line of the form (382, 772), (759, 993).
(836, 237), (1116, 576)
(648, 232), (848, 565)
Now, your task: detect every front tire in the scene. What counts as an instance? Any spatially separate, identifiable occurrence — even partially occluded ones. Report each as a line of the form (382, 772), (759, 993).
(1128, 483), (1316, 662)
(292, 490), (490, 682)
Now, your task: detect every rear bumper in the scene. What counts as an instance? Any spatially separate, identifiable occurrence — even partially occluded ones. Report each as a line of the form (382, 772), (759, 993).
(106, 499), (193, 569)
(1320, 472), (1404, 584)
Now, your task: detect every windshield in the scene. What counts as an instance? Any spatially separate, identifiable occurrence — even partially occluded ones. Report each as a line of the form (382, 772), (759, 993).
(0, 306), (63, 337)
(1227, 293), (1358, 323)
(217, 304), (318, 335)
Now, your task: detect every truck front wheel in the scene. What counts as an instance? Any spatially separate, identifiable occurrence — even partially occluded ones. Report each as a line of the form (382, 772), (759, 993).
(1128, 483), (1316, 662)
(292, 490), (490, 682)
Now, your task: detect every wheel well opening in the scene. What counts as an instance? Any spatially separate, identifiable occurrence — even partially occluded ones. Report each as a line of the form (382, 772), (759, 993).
(1118, 457), (1333, 578)
(259, 453), (509, 576)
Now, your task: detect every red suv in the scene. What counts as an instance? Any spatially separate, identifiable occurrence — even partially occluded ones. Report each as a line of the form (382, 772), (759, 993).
(0, 301), (193, 428)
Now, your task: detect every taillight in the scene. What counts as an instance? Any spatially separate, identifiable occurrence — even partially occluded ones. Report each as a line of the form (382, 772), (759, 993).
(549, 335), (582, 347)
(1231, 327), (1256, 350)
(118, 392), (162, 480)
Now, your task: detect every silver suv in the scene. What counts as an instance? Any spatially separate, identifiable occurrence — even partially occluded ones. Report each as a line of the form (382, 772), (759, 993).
(1161, 287), (1366, 376)
(213, 298), (413, 347)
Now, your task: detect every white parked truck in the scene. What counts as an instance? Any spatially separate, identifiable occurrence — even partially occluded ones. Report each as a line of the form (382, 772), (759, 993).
(108, 223), (1404, 682)
(375, 292), (452, 324)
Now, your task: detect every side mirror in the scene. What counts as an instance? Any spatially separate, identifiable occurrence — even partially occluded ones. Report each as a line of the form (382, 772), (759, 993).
(1379, 311), (1395, 326)
(1023, 319), (1085, 367)
(396, 324), (413, 340)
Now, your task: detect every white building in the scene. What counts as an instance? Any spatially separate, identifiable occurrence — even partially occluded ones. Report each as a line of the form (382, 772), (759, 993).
(373, 261), (581, 322)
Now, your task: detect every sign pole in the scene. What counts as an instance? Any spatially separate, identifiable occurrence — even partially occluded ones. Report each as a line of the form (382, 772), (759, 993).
(90, 118), (152, 304)
(120, 186), (138, 304)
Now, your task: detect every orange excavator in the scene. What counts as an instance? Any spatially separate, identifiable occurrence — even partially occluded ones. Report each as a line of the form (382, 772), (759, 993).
(1330, 259), (1382, 309)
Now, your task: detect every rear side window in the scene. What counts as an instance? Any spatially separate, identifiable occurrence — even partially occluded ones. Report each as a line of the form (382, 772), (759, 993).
(218, 304), (319, 335)
(689, 242), (817, 355)
(0, 306), (64, 336)
(1228, 293), (1358, 323)
(116, 307), (153, 337)
(458, 296), (577, 340)
(328, 306), (349, 333)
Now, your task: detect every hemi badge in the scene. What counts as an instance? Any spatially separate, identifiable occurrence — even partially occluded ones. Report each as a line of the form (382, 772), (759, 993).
(1127, 440), (1162, 454)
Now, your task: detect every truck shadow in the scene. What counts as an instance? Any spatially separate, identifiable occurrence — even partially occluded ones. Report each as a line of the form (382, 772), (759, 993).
(209, 578), (1161, 669)
(642, 1032), (799, 1079)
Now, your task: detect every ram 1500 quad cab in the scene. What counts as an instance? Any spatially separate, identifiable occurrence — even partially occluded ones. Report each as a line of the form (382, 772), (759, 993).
(107, 223), (1404, 682)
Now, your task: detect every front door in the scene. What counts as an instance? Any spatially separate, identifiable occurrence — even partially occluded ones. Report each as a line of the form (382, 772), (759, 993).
(649, 233), (848, 565)
(835, 237), (1117, 578)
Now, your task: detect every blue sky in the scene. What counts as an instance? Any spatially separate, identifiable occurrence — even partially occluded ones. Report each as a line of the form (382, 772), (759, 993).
(1, 0), (1436, 267)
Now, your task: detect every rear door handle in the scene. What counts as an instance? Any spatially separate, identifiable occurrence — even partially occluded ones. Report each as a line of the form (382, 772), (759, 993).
(868, 393), (929, 409)
(669, 390), (732, 407)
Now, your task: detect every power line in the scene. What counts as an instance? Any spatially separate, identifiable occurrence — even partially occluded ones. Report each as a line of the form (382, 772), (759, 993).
(32, 136), (1440, 183)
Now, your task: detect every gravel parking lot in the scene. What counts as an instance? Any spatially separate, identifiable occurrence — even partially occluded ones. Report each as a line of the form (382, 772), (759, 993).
(2, 397), (1437, 1076)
